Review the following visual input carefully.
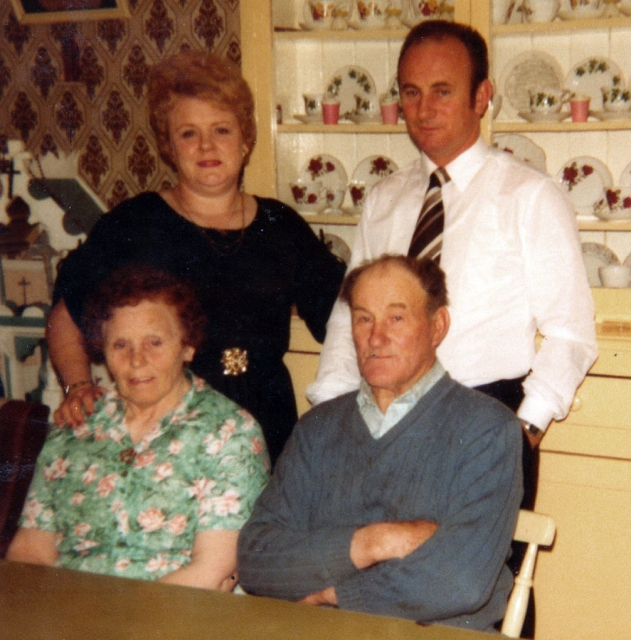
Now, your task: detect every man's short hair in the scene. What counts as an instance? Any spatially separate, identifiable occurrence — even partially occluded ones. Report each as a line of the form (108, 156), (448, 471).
(397, 19), (489, 104)
(340, 255), (449, 315)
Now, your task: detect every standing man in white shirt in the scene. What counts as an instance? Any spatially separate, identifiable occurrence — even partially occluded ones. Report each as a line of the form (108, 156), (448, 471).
(307, 23), (597, 630)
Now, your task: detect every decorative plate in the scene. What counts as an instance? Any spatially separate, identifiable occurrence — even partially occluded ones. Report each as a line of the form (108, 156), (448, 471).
(350, 155), (398, 211)
(492, 134), (547, 173)
(565, 58), (623, 113)
(592, 110), (631, 121)
(558, 0), (606, 20)
(299, 153), (348, 194)
(556, 156), (613, 217)
(517, 110), (570, 123)
(326, 66), (379, 119)
(385, 74), (400, 103)
(402, 0), (455, 27)
(624, 251), (631, 267)
(499, 51), (564, 119)
(319, 231), (352, 265)
(582, 243), (620, 287)
(619, 161), (631, 188)
(292, 113), (323, 124)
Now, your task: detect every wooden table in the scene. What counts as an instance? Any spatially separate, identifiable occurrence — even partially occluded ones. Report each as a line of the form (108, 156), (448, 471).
(0, 561), (494, 639)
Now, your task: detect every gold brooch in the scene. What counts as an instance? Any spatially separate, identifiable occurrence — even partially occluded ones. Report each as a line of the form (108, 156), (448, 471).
(221, 347), (249, 376)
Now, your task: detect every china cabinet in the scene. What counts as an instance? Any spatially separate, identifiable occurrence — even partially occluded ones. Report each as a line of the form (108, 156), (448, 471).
(240, 3), (631, 638)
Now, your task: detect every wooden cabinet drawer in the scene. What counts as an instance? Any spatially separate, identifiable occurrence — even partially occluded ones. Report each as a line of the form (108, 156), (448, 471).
(544, 375), (631, 460)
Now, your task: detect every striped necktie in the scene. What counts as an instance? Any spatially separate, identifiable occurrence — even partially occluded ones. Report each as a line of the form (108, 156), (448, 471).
(408, 167), (451, 263)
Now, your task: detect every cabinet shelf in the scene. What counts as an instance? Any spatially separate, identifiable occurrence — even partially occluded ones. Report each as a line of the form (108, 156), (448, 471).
(492, 15), (631, 36)
(493, 119), (631, 133)
(302, 212), (360, 225)
(274, 27), (408, 41)
(278, 123), (408, 133)
(578, 219), (631, 232)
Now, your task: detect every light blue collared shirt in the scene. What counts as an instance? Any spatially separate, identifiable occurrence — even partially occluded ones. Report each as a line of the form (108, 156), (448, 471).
(357, 360), (446, 439)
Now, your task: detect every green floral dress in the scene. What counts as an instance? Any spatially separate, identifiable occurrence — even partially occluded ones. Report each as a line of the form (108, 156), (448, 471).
(20, 373), (270, 580)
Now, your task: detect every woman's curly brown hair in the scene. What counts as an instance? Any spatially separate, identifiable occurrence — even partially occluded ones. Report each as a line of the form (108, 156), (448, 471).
(82, 264), (207, 365)
(148, 50), (257, 172)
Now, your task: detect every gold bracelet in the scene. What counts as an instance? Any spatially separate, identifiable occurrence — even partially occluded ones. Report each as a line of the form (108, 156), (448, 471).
(63, 380), (93, 396)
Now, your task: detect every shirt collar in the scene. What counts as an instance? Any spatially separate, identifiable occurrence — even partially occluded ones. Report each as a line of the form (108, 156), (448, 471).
(357, 360), (446, 439)
(421, 136), (489, 192)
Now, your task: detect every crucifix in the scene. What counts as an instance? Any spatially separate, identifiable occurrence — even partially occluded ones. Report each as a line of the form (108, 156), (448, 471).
(0, 158), (21, 199)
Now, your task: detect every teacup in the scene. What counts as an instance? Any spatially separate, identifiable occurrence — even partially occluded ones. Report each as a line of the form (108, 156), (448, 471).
(307, 0), (336, 29)
(289, 179), (328, 213)
(601, 87), (631, 113)
(303, 93), (323, 117)
(325, 187), (346, 215)
(595, 187), (631, 221)
(349, 180), (367, 212)
(563, 0), (603, 18)
(599, 264), (631, 288)
(523, 0), (559, 23)
(619, 0), (631, 16)
(529, 87), (570, 114)
(356, 0), (387, 27)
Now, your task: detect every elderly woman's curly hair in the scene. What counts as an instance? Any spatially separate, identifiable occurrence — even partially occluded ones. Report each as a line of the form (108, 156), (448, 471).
(82, 264), (207, 365)
(148, 50), (257, 172)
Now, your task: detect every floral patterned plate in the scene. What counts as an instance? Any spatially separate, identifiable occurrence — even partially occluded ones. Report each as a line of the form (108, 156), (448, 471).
(582, 243), (620, 288)
(556, 156), (613, 218)
(565, 57), (623, 113)
(619, 161), (631, 188)
(492, 133), (547, 173)
(558, 0), (606, 20)
(326, 66), (379, 119)
(349, 155), (398, 212)
(299, 154), (348, 208)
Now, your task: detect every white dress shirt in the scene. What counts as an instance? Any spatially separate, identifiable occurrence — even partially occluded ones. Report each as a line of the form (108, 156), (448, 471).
(308, 137), (598, 431)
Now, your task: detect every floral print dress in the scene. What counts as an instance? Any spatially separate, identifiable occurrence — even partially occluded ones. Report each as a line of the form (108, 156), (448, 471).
(19, 374), (270, 580)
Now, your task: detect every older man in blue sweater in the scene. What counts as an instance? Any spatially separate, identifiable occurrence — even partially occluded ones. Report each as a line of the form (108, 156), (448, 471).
(238, 255), (523, 632)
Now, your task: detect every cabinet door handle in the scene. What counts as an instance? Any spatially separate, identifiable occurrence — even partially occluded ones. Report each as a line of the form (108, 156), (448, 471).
(570, 395), (582, 412)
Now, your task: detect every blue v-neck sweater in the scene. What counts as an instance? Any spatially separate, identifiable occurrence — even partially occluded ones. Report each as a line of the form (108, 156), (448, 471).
(238, 373), (523, 632)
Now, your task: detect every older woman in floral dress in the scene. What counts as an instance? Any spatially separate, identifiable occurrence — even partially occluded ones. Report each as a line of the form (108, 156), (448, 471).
(7, 265), (269, 589)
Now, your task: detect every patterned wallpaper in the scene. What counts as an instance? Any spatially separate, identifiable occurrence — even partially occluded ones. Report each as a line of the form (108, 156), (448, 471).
(0, 0), (241, 209)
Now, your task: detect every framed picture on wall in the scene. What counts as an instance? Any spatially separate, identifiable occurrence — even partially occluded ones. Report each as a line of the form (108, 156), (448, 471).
(10, 0), (130, 24)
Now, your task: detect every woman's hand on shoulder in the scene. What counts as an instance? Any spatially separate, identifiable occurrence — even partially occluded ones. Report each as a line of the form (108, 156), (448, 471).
(53, 382), (105, 427)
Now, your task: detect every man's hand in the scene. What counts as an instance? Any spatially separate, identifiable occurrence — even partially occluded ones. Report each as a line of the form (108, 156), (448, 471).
(299, 586), (338, 606)
(350, 520), (439, 570)
(53, 383), (105, 427)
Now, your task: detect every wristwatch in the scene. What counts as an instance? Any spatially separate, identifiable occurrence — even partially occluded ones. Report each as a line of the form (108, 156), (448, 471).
(522, 422), (543, 438)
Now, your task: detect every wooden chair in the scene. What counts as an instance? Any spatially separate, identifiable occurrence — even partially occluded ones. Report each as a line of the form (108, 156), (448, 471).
(501, 509), (556, 638)
(0, 399), (50, 558)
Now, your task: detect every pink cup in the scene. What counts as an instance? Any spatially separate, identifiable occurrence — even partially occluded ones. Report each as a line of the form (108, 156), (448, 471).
(322, 101), (340, 125)
(570, 96), (590, 123)
(380, 101), (399, 124)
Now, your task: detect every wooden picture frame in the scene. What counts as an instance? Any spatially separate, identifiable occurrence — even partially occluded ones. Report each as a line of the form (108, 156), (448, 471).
(10, 0), (130, 24)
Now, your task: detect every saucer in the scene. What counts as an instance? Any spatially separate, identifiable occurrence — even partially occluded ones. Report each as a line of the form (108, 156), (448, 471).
(346, 113), (383, 124)
(592, 110), (631, 121)
(518, 110), (569, 123)
(292, 113), (323, 124)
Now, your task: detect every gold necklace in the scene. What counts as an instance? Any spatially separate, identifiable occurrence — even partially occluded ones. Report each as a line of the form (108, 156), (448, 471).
(172, 188), (247, 255)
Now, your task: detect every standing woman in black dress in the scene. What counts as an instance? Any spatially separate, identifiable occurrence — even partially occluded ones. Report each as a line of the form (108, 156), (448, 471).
(47, 50), (345, 466)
